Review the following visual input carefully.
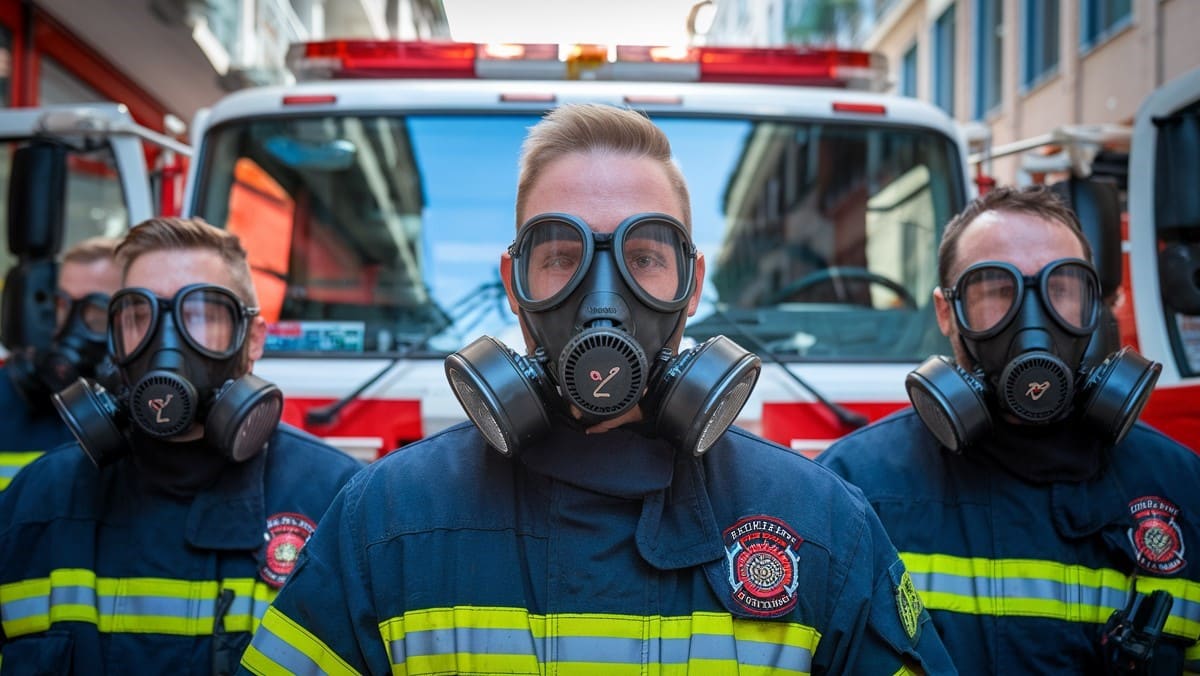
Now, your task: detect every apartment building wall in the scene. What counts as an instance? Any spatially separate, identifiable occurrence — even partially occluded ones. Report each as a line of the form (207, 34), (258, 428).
(864, 0), (1200, 184)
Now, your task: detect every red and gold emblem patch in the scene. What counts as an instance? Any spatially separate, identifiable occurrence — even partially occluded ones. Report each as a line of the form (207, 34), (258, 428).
(1127, 496), (1186, 575)
(261, 512), (318, 588)
(723, 515), (803, 618)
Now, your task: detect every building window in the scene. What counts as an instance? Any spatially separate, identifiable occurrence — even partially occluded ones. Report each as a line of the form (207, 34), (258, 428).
(974, 0), (1002, 118)
(1081, 0), (1131, 50)
(900, 42), (917, 97)
(1023, 0), (1060, 87)
(932, 4), (956, 115)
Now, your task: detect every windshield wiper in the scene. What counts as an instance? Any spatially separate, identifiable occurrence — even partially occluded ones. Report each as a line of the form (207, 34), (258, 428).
(698, 299), (868, 431)
(305, 278), (508, 427)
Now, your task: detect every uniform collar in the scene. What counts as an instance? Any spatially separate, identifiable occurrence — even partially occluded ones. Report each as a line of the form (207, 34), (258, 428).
(520, 423), (725, 570)
(636, 452), (724, 570)
(1051, 461), (1129, 538)
(519, 423), (675, 498)
(184, 444), (268, 550)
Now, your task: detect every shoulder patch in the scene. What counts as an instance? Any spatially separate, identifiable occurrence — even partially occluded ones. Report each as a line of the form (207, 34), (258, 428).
(261, 512), (318, 588)
(1127, 496), (1186, 575)
(723, 515), (803, 618)
(895, 569), (924, 641)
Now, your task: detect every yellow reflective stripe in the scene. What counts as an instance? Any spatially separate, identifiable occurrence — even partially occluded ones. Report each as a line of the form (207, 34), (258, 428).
(0, 451), (45, 490)
(901, 552), (1200, 640)
(220, 577), (279, 633)
(0, 569), (277, 638)
(893, 664), (921, 676)
(379, 607), (818, 675)
(247, 605), (360, 676)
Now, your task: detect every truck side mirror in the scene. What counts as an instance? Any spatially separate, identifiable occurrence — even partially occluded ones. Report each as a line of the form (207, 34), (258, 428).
(7, 140), (67, 258)
(0, 259), (59, 350)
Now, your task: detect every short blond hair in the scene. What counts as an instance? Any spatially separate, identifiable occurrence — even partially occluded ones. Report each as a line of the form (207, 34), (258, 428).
(116, 217), (258, 306)
(516, 104), (692, 227)
(62, 236), (119, 265)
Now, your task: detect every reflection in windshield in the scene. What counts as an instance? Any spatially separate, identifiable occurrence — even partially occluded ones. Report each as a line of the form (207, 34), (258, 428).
(195, 114), (961, 361)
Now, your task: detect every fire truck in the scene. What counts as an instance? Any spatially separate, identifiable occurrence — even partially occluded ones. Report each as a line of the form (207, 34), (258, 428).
(172, 40), (971, 460)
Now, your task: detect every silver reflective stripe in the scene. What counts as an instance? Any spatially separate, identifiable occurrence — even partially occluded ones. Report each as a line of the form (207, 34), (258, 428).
(912, 571), (1131, 608)
(252, 623), (329, 676)
(912, 570), (1200, 631)
(97, 593), (216, 619)
(400, 626), (539, 660)
(1, 583), (97, 623)
(227, 593), (270, 621)
(390, 630), (813, 672)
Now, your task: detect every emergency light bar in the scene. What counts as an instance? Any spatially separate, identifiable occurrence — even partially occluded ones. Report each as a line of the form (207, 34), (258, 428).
(287, 40), (888, 90)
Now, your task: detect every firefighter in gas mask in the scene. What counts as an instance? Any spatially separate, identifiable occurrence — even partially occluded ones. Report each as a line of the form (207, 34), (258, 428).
(0, 217), (362, 675)
(821, 185), (1200, 674)
(0, 236), (121, 491)
(239, 104), (955, 674)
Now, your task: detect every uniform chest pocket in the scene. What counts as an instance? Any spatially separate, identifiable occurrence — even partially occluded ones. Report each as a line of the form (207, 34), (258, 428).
(1, 630), (74, 676)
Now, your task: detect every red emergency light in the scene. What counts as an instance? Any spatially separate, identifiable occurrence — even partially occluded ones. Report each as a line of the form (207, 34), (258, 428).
(696, 46), (885, 88)
(287, 39), (886, 90)
(290, 40), (477, 79)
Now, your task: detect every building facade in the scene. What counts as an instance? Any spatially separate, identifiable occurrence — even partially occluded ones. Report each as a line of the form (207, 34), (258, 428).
(701, 0), (1200, 185)
(0, 0), (449, 129)
(864, 0), (1200, 183)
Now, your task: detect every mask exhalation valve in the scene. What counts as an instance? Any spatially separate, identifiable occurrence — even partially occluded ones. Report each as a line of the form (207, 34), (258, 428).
(559, 327), (646, 421)
(129, 371), (197, 438)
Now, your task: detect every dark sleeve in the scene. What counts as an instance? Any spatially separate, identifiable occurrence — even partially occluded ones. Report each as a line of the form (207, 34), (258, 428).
(238, 470), (391, 675)
(813, 493), (957, 675)
(815, 438), (857, 481)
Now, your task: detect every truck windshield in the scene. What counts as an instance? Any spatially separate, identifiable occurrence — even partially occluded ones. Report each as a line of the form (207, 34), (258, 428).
(194, 113), (961, 361)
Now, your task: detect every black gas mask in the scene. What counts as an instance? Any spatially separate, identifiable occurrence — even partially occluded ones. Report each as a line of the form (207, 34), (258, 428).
(445, 212), (760, 457)
(7, 292), (115, 408)
(53, 284), (283, 466)
(907, 258), (1161, 453)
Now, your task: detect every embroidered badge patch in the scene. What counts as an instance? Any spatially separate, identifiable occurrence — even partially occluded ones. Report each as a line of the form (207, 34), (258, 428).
(895, 569), (924, 641)
(1127, 496), (1186, 575)
(261, 512), (318, 588)
(723, 515), (803, 618)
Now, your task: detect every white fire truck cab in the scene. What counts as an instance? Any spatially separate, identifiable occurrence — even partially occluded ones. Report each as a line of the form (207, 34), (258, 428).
(179, 40), (976, 459)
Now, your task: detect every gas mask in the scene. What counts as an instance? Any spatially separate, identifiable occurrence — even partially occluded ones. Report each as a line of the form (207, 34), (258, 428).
(53, 283), (283, 466)
(445, 212), (760, 457)
(906, 258), (1161, 453)
(7, 292), (115, 408)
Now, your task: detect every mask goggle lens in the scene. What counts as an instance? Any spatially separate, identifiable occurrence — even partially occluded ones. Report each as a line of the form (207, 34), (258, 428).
(512, 213), (695, 310)
(952, 259), (1098, 336)
(622, 218), (691, 304)
(519, 219), (587, 303)
(110, 285), (254, 362)
(56, 292), (110, 337)
(1043, 262), (1097, 331)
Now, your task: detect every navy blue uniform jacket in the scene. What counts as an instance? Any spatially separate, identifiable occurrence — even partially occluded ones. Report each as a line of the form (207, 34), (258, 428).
(241, 423), (956, 675)
(820, 409), (1200, 674)
(0, 365), (73, 491)
(0, 423), (364, 675)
